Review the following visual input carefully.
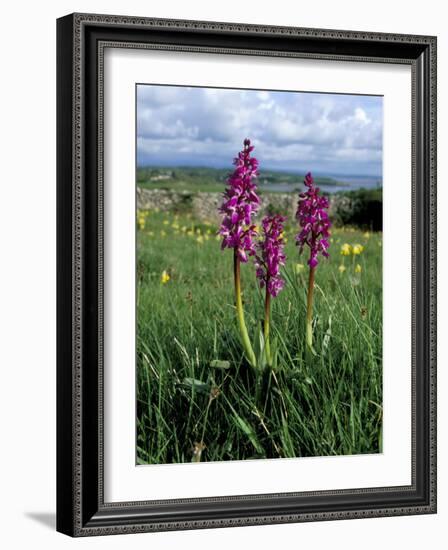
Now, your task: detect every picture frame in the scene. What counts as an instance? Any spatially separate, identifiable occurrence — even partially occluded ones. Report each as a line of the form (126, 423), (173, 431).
(56, 12), (437, 537)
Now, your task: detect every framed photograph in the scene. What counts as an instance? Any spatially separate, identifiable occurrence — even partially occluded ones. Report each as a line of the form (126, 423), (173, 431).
(57, 13), (437, 536)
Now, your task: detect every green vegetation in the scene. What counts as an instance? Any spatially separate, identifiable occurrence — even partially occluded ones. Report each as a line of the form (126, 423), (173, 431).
(137, 166), (343, 193)
(332, 188), (383, 230)
(137, 210), (382, 464)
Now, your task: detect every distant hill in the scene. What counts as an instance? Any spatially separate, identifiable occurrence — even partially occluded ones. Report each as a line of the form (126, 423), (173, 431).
(136, 166), (342, 193)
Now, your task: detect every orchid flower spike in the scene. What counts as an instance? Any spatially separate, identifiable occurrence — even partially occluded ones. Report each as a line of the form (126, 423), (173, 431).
(219, 138), (260, 262)
(295, 172), (331, 267)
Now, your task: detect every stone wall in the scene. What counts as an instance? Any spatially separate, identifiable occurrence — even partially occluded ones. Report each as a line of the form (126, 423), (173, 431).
(137, 187), (297, 223)
(137, 186), (354, 225)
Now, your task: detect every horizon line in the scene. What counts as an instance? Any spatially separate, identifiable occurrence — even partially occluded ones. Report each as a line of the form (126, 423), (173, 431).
(136, 164), (383, 180)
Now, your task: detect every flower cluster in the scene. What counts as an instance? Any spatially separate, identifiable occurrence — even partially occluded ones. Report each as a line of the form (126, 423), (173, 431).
(137, 209), (149, 231)
(340, 243), (364, 256)
(255, 215), (287, 297)
(295, 172), (331, 268)
(219, 139), (260, 262)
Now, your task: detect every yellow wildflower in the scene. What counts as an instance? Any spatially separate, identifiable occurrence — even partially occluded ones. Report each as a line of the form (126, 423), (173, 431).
(137, 210), (148, 230)
(196, 235), (204, 244)
(338, 264), (346, 273)
(161, 270), (170, 284)
(352, 244), (364, 255)
(355, 264), (362, 274)
(341, 243), (352, 256)
(137, 217), (146, 230)
(295, 263), (305, 274)
(363, 232), (371, 239)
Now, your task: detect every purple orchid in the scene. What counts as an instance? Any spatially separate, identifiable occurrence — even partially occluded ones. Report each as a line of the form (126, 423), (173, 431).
(219, 139), (260, 262)
(255, 215), (287, 297)
(295, 172), (331, 268)
(218, 139), (260, 368)
(295, 172), (331, 351)
(255, 214), (287, 367)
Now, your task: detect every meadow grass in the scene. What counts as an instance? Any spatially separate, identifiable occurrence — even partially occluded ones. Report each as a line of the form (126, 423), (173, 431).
(136, 210), (382, 464)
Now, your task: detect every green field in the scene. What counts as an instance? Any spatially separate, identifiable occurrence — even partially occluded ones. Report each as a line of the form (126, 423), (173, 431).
(137, 166), (343, 193)
(136, 210), (382, 464)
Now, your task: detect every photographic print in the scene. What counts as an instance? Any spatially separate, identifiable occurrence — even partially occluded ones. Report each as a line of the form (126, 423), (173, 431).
(57, 15), (436, 534)
(136, 84), (383, 465)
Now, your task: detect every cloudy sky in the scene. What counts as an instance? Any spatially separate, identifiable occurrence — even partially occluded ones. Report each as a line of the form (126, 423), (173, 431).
(137, 85), (383, 177)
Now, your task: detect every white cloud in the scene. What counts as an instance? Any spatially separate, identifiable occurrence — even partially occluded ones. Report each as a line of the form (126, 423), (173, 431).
(136, 85), (383, 175)
(257, 91), (270, 101)
(354, 107), (370, 124)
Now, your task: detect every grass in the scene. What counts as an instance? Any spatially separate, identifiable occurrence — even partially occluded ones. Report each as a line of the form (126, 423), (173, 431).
(138, 179), (226, 193)
(136, 210), (382, 464)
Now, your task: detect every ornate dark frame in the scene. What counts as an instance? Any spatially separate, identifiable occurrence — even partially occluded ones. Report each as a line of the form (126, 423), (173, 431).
(56, 13), (437, 537)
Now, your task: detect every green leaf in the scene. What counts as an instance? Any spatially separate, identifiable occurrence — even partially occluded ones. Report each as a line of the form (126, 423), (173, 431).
(136, 446), (150, 464)
(270, 336), (279, 370)
(233, 415), (263, 454)
(209, 359), (231, 370)
(254, 326), (266, 370)
(178, 377), (210, 395)
(322, 315), (332, 353)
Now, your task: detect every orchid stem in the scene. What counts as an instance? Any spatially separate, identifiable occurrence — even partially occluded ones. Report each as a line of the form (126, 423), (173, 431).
(306, 265), (316, 351)
(264, 288), (272, 366)
(234, 250), (257, 368)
